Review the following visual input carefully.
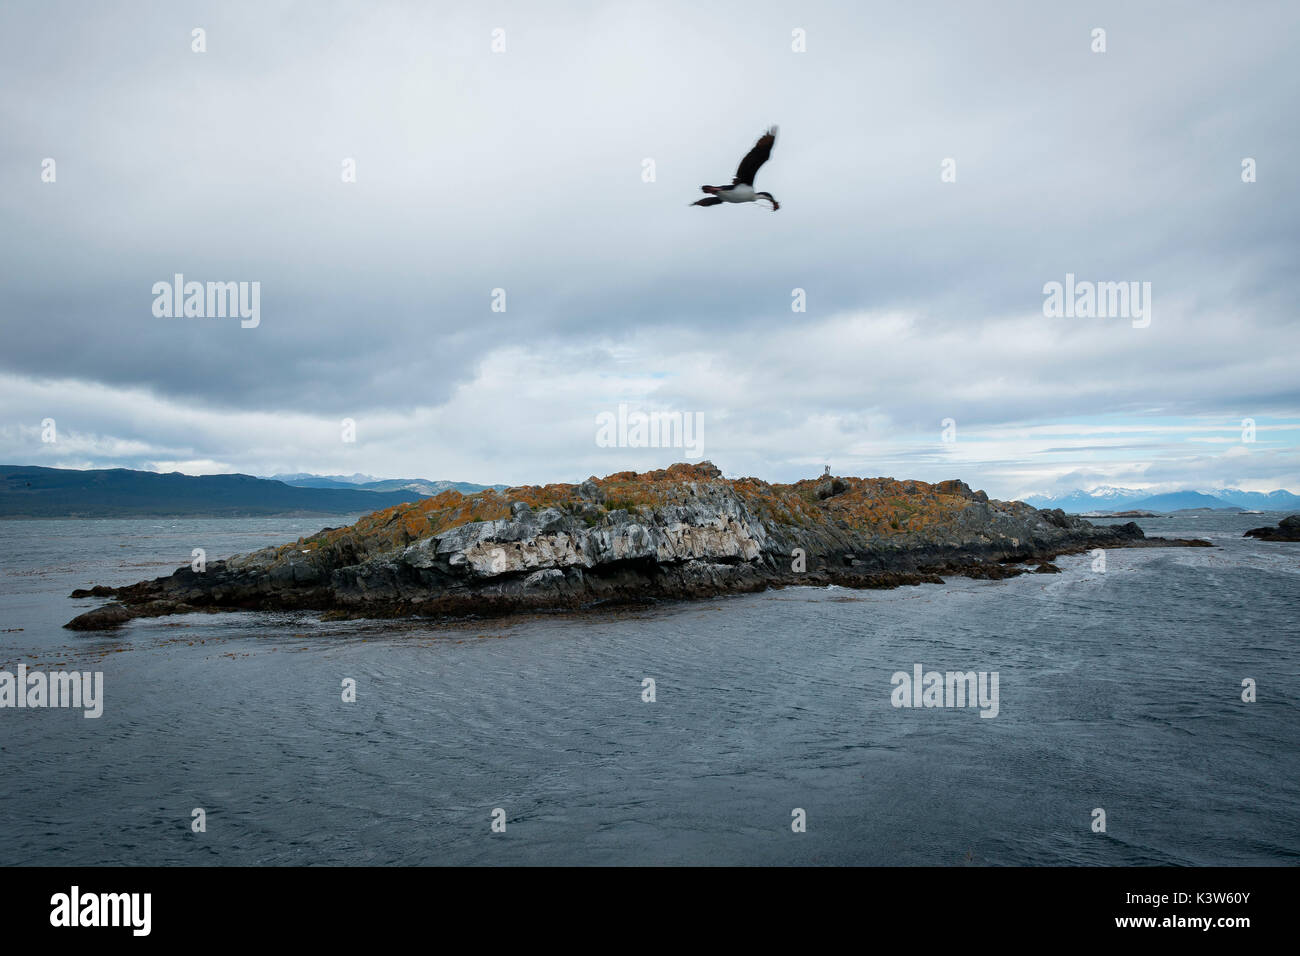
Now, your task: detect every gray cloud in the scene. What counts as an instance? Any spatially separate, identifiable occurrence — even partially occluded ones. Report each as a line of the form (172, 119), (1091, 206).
(2, 0), (1297, 496)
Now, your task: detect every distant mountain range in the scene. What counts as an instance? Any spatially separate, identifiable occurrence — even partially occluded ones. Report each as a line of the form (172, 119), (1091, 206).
(269, 473), (506, 496)
(1022, 486), (1300, 514)
(0, 466), (428, 517)
(8, 464), (1297, 520)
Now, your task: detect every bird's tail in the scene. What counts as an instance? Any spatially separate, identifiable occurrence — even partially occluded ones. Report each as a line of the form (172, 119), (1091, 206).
(701, 185), (721, 194)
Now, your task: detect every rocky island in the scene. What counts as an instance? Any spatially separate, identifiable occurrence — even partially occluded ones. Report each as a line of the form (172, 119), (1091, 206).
(65, 462), (1212, 630)
(1243, 514), (1300, 541)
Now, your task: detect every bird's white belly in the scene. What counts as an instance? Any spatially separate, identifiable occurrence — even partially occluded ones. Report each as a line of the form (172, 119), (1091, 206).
(721, 185), (756, 202)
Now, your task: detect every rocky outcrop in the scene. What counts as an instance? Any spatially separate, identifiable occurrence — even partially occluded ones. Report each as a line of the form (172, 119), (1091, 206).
(64, 462), (1212, 630)
(1244, 514), (1300, 541)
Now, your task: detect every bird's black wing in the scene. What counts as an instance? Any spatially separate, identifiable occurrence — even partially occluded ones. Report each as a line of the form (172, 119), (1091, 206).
(733, 127), (777, 185)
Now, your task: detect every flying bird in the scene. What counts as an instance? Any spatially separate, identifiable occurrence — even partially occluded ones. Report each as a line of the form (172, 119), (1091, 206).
(692, 126), (779, 210)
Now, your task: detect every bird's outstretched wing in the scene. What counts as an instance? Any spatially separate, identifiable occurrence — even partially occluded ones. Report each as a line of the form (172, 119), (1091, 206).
(733, 126), (777, 185)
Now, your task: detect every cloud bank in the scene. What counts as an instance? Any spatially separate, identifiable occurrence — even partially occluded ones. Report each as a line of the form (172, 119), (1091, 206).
(2, 0), (1297, 498)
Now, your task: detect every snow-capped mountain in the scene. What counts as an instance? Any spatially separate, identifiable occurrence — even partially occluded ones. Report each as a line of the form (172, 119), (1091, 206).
(1211, 489), (1300, 510)
(1022, 486), (1300, 513)
(1020, 487), (1145, 511)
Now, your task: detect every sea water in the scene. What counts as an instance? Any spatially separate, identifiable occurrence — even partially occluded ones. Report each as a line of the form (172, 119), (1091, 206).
(0, 513), (1296, 865)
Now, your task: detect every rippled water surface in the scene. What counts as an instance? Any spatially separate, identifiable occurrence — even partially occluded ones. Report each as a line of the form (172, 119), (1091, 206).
(1, 513), (1297, 865)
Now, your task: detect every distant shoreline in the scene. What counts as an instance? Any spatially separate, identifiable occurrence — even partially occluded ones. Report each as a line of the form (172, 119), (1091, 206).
(0, 464), (423, 519)
(0, 511), (368, 521)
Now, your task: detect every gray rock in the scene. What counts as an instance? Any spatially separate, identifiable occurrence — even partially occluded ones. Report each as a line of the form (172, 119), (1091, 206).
(64, 469), (1212, 629)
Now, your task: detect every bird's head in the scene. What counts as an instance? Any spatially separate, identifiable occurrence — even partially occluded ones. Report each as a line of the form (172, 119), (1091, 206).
(757, 192), (779, 211)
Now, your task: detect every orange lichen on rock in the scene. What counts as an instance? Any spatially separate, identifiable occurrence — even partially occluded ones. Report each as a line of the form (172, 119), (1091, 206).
(66, 461), (1170, 631)
(263, 461), (1003, 572)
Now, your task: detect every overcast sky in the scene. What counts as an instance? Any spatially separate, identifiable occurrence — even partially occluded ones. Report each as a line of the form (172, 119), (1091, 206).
(2, 0), (1297, 499)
